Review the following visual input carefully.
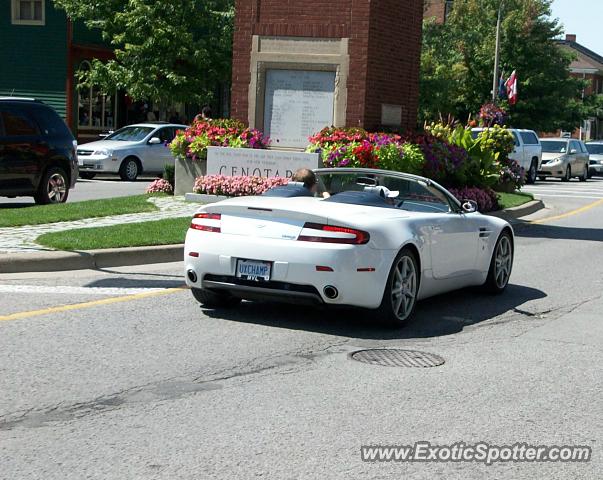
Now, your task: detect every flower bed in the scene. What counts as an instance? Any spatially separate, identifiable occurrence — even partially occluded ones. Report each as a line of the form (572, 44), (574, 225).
(169, 119), (270, 162)
(145, 178), (173, 194)
(448, 186), (499, 213)
(306, 124), (525, 212)
(307, 127), (424, 174)
(193, 175), (288, 197)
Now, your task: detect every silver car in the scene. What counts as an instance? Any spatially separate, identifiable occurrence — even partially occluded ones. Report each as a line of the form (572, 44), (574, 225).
(538, 138), (589, 182)
(586, 142), (603, 177)
(77, 122), (187, 181)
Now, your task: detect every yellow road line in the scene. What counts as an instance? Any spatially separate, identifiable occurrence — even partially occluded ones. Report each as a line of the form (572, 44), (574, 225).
(529, 197), (603, 224)
(0, 287), (186, 322)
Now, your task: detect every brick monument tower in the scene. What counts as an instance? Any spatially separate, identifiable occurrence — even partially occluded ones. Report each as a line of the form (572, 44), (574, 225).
(231, 0), (423, 148)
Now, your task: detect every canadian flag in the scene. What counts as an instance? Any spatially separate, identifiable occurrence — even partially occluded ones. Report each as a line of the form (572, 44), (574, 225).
(505, 70), (518, 105)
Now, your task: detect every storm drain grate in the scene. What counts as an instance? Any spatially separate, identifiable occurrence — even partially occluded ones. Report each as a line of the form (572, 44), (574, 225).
(350, 349), (445, 368)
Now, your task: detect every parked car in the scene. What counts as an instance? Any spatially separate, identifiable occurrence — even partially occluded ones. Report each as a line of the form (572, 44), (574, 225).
(472, 128), (542, 184)
(585, 141), (603, 177)
(538, 138), (589, 182)
(184, 168), (514, 327)
(0, 97), (77, 204)
(76, 122), (187, 181)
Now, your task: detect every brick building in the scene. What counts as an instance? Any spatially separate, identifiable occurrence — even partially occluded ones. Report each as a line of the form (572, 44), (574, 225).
(556, 34), (603, 140)
(423, 0), (454, 24)
(231, 0), (424, 137)
(0, 0), (116, 142)
(1, 1), (211, 142)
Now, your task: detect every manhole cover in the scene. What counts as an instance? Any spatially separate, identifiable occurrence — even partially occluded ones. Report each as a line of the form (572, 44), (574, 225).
(350, 349), (445, 368)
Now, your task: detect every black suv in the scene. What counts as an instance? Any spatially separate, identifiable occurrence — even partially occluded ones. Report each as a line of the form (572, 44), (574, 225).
(0, 98), (78, 204)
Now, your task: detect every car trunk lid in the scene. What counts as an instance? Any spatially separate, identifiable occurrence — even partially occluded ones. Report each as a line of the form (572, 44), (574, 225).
(199, 196), (404, 240)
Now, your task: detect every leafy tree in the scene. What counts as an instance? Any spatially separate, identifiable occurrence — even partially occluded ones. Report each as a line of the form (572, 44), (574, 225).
(420, 0), (585, 132)
(54, 0), (234, 104)
(584, 94), (603, 119)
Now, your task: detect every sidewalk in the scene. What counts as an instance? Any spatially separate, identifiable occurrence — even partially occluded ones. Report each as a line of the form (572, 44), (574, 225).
(0, 196), (199, 254)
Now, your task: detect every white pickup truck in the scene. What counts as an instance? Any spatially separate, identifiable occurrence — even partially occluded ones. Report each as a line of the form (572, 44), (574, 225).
(472, 128), (543, 184)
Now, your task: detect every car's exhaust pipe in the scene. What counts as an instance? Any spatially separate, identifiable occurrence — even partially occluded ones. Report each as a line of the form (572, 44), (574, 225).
(323, 285), (338, 299)
(187, 269), (198, 283)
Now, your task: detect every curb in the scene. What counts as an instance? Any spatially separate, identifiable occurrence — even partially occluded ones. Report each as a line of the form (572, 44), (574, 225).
(0, 244), (184, 274)
(487, 199), (544, 222)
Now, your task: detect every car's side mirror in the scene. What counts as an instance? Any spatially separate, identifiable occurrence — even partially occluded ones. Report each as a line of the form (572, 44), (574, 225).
(461, 199), (478, 213)
(570, 148), (577, 154)
(148, 137), (162, 145)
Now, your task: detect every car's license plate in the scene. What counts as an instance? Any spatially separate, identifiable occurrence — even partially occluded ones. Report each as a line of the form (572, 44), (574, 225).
(236, 259), (271, 281)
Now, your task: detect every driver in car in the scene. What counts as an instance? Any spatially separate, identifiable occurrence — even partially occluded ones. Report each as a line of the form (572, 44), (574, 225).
(263, 168), (331, 198)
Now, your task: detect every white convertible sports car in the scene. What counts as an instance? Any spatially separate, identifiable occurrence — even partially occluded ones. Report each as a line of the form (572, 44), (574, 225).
(184, 168), (514, 326)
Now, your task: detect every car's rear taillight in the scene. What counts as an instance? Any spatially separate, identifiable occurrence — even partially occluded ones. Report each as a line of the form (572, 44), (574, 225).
(298, 222), (370, 245)
(190, 213), (221, 233)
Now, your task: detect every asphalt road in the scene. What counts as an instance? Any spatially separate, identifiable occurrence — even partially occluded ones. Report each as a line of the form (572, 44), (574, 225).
(0, 175), (153, 206)
(0, 181), (602, 479)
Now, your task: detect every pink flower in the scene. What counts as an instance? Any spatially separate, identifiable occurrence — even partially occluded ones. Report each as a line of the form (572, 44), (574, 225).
(193, 175), (288, 197)
(145, 178), (173, 194)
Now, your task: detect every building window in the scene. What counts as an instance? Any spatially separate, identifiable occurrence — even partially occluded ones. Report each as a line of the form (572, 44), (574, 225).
(444, 0), (454, 22)
(11, 0), (45, 25)
(77, 62), (116, 130)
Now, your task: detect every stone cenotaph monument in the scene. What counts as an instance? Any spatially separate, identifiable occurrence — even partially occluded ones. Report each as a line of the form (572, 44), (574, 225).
(231, 0), (423, 149)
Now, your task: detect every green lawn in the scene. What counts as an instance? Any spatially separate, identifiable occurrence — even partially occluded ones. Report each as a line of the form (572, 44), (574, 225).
(0, 195), (162, 228)
(36, 217), (191, 251)
(497, 191), (534, 210)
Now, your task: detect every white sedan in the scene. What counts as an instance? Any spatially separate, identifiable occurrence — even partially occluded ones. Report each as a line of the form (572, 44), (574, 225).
(184, 169), (514, 327)
(76, 122), (187, 181)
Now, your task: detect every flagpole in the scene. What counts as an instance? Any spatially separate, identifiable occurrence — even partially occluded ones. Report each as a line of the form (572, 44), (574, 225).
(492, 0), (504, 102)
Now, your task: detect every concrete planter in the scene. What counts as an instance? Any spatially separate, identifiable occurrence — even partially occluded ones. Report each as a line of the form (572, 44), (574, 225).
(185, 193), (230, 203)
(174, 157), (207, 196)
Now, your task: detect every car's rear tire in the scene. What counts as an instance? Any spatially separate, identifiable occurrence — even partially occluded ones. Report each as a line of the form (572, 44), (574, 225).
(34, 166), (69, 205)
(79, 172), (96, 180)
(483, 231), (513, 293)
(191, 287), (241, 308)
(579, 163), (588, 182)
(526, 160), (538, 184)
(374, 247), (419, 328)
(119, 157), (140, 181)
(561, 165), (571, 182)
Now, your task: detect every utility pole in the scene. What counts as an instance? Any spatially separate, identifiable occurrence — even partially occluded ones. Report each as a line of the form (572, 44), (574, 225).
(492, 0), (504, 102)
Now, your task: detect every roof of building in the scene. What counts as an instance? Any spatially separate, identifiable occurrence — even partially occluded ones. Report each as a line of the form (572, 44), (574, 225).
(556, 38), (603, 72)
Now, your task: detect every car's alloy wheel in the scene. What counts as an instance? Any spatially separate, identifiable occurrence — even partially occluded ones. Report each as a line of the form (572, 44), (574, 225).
(562, 165), (571, 182)
(34, 167), (69, 204)
(119, 158), (139, 181)
(484, 231), (513, 293)
(526, 160), (537, 184)
(376, 248), (419, 327)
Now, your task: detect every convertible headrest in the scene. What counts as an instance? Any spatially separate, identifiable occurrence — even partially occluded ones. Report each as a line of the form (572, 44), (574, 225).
(363, 186), (399, 198)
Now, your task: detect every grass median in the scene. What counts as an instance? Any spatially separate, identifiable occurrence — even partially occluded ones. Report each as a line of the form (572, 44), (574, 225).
(36, 217), (191, 251)
(497, 191), (534, 210)
(33, 191), (535, 251)
(0, 194), (164, 228)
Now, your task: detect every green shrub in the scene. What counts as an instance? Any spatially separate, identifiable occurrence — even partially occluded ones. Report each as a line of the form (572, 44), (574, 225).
(163, 163), (175, 187)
